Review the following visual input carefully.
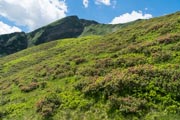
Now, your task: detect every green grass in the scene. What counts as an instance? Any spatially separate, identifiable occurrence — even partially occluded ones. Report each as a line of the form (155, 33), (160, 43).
(1, 12), (180, 119)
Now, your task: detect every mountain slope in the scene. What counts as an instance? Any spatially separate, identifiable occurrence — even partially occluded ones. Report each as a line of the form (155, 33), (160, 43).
(27, 16), (99, 46)
(80, 20), (139, 37)
(0, 16), (99, 56)
(0, 16), (130, 56)
(0, 32), (27, 56)
(1, 12), (180, 119)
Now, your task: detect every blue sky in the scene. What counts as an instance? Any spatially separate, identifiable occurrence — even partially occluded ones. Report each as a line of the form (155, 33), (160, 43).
(0, 0), (180, 35)
(66, 0), (180, 23)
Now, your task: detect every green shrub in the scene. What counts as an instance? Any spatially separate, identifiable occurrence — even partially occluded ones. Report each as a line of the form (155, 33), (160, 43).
(94, 58), (114, 69)
(152, 51), (172, 63)
(78, 64), (180, 116)
(146, 23), (164, 33)
(157, 34), (180, 45)
(2, 89), (12, 95)
(39, 81), (47, 89)
(115, 55), (146, 67)
(165, 105), (180, 114)
(147, 46), (162, 53)
(74, 58), (86, 65)
(78, 67), (106, 76)
(36, 93), (61, 118)
(170, 42), (180, 51)
(19, 82), (39, 92)
(108, 95), (147, 116)
(74, 79), (90, 91)
(0, 110), (6, 119)
(0, 97), (10, 105)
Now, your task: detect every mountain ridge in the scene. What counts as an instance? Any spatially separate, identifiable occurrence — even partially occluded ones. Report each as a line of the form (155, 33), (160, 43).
(0, 15), (126, 56)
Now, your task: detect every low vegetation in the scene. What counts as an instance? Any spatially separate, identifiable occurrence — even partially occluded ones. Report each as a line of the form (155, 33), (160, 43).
(0, 12), (180, 119)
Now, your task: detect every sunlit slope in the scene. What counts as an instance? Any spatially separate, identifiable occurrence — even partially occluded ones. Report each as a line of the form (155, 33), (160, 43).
(0, 12), (180, 120)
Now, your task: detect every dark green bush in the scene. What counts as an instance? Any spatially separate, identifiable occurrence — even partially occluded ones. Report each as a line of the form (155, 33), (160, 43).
(0, 97), (10, 105)
(74, 80), (90, 91)
(36, 93), (61, 118)
(0, 111), (6, 119)
(39, 81), (47, 89)
(74, 58), (86, 65)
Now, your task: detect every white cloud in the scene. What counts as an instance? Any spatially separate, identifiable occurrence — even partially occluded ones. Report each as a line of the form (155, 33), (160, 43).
(82, 0), (115, 8)
(0, 0), (67, 31)
(95, 0), (111, 6)
(0, 21), (21, 35)
(110, 11), (153, 24)
(83, 0), (89, 8)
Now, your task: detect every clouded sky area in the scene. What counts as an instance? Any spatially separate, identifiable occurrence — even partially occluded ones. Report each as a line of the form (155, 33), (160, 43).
(0, 0), (180, 34)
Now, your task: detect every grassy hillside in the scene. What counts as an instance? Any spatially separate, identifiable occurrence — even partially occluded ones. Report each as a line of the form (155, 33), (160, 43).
(80, 20), (138, 36)
(1, 12), (180, 120)
(80, 24), (124, 36)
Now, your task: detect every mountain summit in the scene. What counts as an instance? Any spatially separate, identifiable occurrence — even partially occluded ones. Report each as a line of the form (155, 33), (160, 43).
(27, 16), (99, 46)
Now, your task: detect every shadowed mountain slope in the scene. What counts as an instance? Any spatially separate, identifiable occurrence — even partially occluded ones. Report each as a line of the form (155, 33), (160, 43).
(27, 16), (99, 46)
(0, 32), (27, 56)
